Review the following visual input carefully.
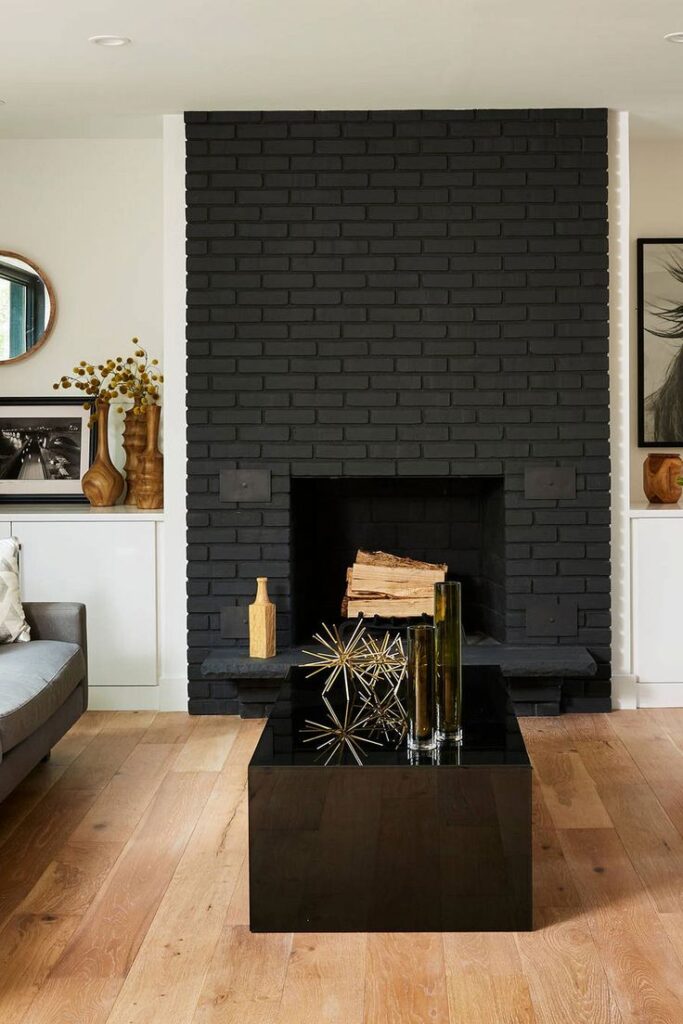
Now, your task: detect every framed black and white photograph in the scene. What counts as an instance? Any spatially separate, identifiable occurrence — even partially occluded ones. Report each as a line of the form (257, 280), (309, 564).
(638, 238), (683, 446)
(0, 397), (95, 503)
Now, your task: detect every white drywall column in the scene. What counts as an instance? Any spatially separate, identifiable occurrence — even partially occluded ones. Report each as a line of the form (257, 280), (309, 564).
(609, 110), (636, 708)
(158, 114), (188, 710)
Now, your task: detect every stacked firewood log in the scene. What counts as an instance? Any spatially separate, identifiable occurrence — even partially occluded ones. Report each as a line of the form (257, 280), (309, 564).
(341, 549), (447, 618)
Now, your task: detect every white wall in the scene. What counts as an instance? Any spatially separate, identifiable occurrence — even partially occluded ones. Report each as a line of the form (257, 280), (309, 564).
(629, 137), (683, 501)
(0, 132), (189, 710)
(0, 137), (163, 468)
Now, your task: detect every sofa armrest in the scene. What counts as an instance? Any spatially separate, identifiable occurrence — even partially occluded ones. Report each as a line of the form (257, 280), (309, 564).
(23, 603), (88, 703)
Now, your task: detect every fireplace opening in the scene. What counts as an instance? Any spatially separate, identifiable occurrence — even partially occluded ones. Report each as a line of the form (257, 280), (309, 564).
(291, 477), (506, 645)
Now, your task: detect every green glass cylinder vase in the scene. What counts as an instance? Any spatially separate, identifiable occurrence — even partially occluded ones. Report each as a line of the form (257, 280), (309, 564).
(434, 581), (463, 745)
(406, 624), (436, 752)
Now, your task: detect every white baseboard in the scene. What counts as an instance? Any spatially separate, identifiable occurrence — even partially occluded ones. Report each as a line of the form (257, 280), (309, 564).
(637, 682), (683, 708)
(610, 674), (638, 710)
(88, 686), (162, 711)
(88, 679), (189, 712)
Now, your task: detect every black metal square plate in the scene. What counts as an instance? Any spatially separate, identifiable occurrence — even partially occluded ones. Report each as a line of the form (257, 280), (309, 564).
(524, 465), (576, 500)
(219, 469), (272, 503)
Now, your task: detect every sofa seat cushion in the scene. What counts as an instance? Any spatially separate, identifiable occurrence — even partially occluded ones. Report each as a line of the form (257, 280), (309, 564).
(0, 640), (85, 757)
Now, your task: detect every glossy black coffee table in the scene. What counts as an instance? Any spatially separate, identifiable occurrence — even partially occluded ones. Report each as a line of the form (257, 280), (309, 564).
(248, 665), (532, 932)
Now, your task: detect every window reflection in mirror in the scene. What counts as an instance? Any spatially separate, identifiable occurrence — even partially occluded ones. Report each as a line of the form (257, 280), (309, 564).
(0, 253), (54, 363)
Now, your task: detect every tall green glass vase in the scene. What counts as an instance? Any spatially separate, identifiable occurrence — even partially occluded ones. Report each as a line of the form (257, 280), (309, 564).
(434, 581), (463, 745)
(406, 624), (436, 752)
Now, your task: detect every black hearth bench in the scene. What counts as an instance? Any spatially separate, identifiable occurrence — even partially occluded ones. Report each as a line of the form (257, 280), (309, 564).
(198, 644), (598, 718)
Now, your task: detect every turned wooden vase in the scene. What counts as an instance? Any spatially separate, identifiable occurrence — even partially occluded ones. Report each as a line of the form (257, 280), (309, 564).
(122, 408), (147, 506)
(643, 453), (683, 504)
(81, 403), (125, 507)
(136, 404), (164, 510)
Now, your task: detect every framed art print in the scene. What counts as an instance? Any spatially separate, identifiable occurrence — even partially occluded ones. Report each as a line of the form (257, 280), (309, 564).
(638, 238), (683, 446)
(0, 397), (95, 503)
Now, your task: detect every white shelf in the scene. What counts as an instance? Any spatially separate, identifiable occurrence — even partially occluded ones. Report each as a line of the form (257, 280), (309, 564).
(630, 501), (683, 518)
(0, 504), (164, 522)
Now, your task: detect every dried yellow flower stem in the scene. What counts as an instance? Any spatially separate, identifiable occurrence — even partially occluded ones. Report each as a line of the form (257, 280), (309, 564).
(53, 337), (163, 425)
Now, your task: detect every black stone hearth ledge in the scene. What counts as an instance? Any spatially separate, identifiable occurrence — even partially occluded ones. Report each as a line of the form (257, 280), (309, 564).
(200, 644), (598, 719)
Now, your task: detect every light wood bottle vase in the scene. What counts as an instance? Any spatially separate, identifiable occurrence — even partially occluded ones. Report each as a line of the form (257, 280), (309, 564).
(249, 577), (276, 659)
(81, 403), (125, 508)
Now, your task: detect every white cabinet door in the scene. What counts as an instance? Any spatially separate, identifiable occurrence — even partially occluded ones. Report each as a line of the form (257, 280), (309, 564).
(632, 518), (683, 685)
(12, 520), (158, 687)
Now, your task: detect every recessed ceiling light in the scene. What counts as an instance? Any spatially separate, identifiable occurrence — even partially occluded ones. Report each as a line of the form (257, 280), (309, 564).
(88, 35), (131, 47)
(665, 32), (683, 44)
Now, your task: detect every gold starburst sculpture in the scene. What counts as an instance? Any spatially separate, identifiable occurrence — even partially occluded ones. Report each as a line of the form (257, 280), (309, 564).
(359, 632), (407, 694)
(301, 696), (383, 766)
(360, 685), (407, 743)
(302, 619), (372, 699)
(302, 622), (409, 760)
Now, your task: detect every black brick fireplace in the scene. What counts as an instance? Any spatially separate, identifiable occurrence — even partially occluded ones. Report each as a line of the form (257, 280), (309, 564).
(185, 108), (610, 715)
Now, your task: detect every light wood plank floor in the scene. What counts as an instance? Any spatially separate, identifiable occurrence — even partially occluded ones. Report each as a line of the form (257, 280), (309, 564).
(0, 709), (682, 1023)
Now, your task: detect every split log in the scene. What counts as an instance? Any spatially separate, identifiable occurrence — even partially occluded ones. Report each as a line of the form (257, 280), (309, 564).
(346, 596), (434, 618)
(341, 549), (447, 618)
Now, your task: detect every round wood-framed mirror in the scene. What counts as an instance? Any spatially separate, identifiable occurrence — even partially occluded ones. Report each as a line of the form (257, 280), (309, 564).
(0, 251), (56, 365)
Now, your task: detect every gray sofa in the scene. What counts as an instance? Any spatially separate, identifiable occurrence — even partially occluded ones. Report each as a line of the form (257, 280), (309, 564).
(0, 603), (88, 804)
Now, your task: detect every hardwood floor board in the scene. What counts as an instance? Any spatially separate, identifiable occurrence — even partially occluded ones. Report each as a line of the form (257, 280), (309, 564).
(0, 713), (154, 862)
(0, 762), (67, 849)
(532, 751), (613, 830)
(22, 770), (216, 1024)
(560, 828), (683, 1023)
(592, 782), (683, 914)
(444, 932), (536, 1024)
(0, 785), (100, 924)
(192, 925), (291, 1024)
(50, 711), (110, 766)
(140, 712), (198, 745)
(647, 709), (683, 753)
(2, 710), (683, 1024)
(363, 932), (449, 1024)
(519, 718), (573, 752)
(224, 857), (249, 927)
(0, 842), (122, 1024)
(18, 840), (123, 918)
(658, 911), (683, 967)
(0, 912), (80, 1024)
(533, 827), (582, 910)
(172, 715), (241, 772)
(559, 714), (618, 743)
(224, 719), (266, 767)
(69, 743), (181, 845)
(564, 737), (645, 790)
(277, 933), (366, 1024)
(516, 907), (622, 1024)
(106, 770), (248, 1024)
(607, 712), (683, 836)
(544, 718), (683, 914)
(530, 775), (555, 830)
(58, 711), (157, 792)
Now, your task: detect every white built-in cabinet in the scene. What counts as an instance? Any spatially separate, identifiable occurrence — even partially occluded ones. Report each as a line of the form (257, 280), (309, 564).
(0, 506), (164, 709)
(631, 504), (683, 706)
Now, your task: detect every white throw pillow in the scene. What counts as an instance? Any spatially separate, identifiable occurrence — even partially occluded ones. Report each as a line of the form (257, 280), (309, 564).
(0, 537), (30, 644)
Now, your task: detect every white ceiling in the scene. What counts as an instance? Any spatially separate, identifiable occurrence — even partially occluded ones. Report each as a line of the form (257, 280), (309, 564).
(1, 0), (683, 139)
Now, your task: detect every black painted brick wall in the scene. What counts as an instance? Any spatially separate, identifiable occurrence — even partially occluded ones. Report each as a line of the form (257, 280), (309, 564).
(185, 108), (610, 714)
